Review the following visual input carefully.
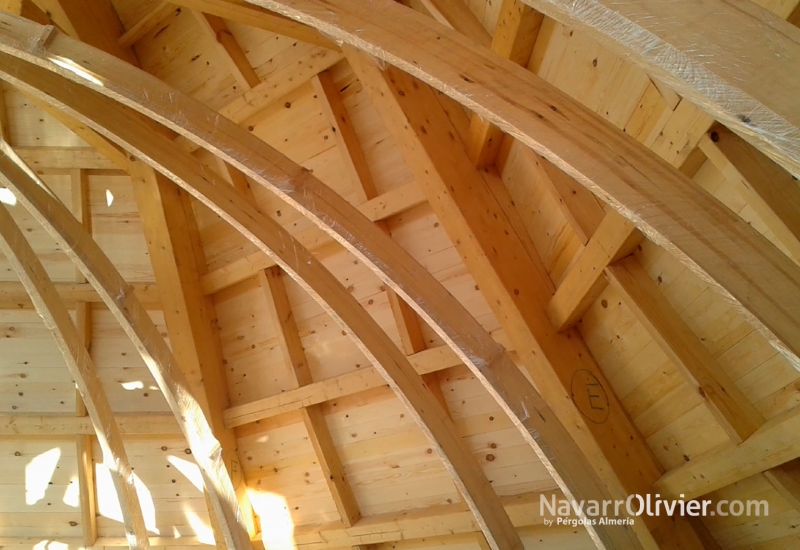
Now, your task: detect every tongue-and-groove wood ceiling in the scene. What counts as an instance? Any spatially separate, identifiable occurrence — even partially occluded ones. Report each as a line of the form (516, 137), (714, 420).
(0, 1), (798, 550)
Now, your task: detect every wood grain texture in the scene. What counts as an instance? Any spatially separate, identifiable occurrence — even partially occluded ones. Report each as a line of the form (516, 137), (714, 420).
(245, 0), (800, 372)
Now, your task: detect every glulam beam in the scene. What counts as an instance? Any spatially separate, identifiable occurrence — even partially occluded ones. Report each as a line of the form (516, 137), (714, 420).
(0, 23), (675, 549)
(0, 164), (149, 550)
(245, 0), (800, 372)
(0, 150), (254, 550)
(348, 50), (700, 549)
(0, 52), (520, 550)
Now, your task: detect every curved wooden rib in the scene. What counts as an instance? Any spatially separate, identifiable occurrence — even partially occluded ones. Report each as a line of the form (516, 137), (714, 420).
(242, 0), (800, 370)
(0, 160), (252, 550)
(0, 20), (635, 549)
(0, 59), (523, 550)
(520, 0), (800, 178)
(0, 171), (149, 550)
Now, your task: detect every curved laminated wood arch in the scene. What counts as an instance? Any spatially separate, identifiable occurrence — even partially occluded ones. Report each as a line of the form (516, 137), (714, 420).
(0, 57), (526, 550)
(242, 0), (800, 372)
(0, 18), (642, 549)
(0, 156), (149, 550)
(0, 159), (254, 550)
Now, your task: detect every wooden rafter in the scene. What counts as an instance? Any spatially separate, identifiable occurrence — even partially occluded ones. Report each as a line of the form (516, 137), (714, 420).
(118, 3), (178, 48)
(605, 257), (764, 443)
(546, 212), (641, 331)
(519, 0), (800, 178)
(0, 162), (149, 549)
(223, 343), (461, 427)
(192, 10), (261, 90)
(655, 402), (800, 500)
(51, 2), (259, 539)
(465, 0), (543, 167)
(0, 414), (181, 436)
(0, 280), (160, 308)
(0, 51), (522, 550)
(260, 266), (362, 527)
(347, 50), (702, 549)
(0, 23), (696, 549)
(244, 0), (800, 372)
(70, 167), (97, 547)
(199, 181), (426, 294)
(699, 125), (800, 263)
(169, 0), (339, 49)
(311, 68), (450, 414)
(0, 151), (254, 550)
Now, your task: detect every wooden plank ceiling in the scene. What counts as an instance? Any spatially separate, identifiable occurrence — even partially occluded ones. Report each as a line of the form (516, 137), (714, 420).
(0, 0), (797, 549)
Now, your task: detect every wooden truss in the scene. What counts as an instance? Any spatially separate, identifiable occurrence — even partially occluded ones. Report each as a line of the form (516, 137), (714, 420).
(0, 1), (797, 549)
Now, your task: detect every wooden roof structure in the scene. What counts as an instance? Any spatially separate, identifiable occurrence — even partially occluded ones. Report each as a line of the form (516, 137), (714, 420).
(0, 0), (798, 549)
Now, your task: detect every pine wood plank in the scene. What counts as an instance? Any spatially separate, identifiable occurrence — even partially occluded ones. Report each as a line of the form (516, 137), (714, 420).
(0, 54), (519, 550)
(546, 212), (641, 330)
(605, 256), (764, 443)
(348, 52), (703, 549)
(0, 171), (148, 549)
(193, 11), (261, 90)
(250, 0), (800, 371)
(521, 0), (800, 177)
(260, 266), (362, 527)
(0, 147), (253, 550)
(699, 125), (800, 263)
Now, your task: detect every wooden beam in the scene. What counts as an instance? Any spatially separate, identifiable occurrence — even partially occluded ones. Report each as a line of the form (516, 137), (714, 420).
(655, 402), (800, 500)
(0, 414), (182, 436)
(415, 0), (491, 47)
(466, 0), (543, 167)
(0, 280), (159, 308)
(0, 55), (522, 550)
(70, 167), (97, 547)
(605, 256), (764, 443)
(247, 0), (800, 371)
(54, 1), (258, 535)
(0, 29), (678, 549)
(516, 147), (605, 244)
(519, 0), (800, 178)
(699, 125), (800, 263)
(199, 181), (426, 295)
(169, 0), (339, 49)
(193, 11), (261, 90)
(173, 44), (344, 152)
(546, 212), (641, 330)
(0, 148), (253, 550)
(23, 94), (130, 170)
(311, 70), (377, 201)
(14, 146), (120, 171)
(260, 267), (361, 527)
(348, 50), (701, 549)
(224, 344), (462, 427)
(0, 168), (149, 549)
(130, 160), (258, 539)
(288, 491), (561, 550)
(118, 3), (178, 48)
(55, 0), (138, 64)
(764, 460), (800, 513)
(312, 68), (449, 413)
(0, 0), (50, 25)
